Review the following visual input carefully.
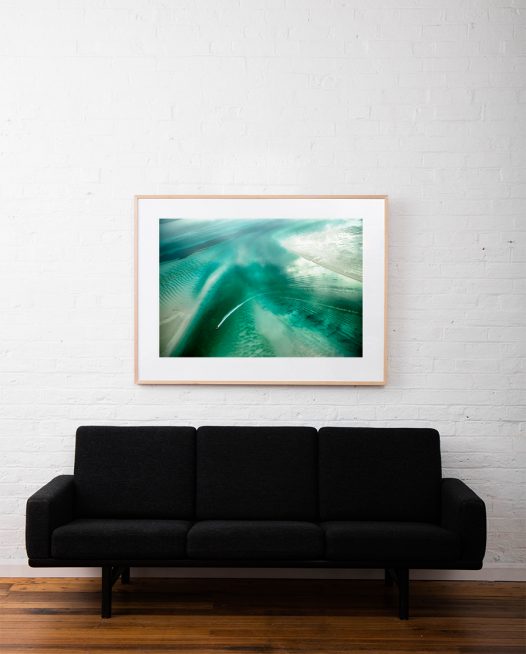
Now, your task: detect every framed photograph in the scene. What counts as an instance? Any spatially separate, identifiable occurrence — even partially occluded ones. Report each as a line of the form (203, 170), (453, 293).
(135, 195), (387, 385)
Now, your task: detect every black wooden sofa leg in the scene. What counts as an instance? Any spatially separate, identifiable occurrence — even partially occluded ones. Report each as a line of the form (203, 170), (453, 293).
(396, 568), (409, 620)
(101, 565), (112, 618)
(385, 568), (409, 619)
(101, 565), (129, 617)
(121, 566), (130, 584)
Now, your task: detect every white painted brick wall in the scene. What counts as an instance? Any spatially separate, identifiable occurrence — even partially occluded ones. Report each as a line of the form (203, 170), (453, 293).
(0, 0), (525, 578)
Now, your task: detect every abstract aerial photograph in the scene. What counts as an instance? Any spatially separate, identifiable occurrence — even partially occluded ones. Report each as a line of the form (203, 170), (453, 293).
(159, 218), (363, 358)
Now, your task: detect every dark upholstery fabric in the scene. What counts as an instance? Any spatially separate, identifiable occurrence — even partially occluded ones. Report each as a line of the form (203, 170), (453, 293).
(26, 475), (75, 559)
(196, 427), (318, 519)
(323, 521), (460, 562)
(441, 478), (487, 562)
(74, 426), (195, 519)
(51, 519), (190, 559)
(318, 427), (442, 522)
(187, 520), (324, 560)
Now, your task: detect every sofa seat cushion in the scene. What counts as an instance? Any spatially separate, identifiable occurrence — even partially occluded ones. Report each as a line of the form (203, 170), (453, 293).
(187, 521), (324, 560)
(51, 519), (190, 560)
(323, 522), (460, 562)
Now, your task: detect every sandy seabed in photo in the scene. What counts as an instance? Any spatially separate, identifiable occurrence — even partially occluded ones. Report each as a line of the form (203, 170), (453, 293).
(159, 218), (363, 358)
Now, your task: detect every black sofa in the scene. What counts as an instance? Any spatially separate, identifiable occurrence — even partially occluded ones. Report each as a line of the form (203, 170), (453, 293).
(26, 426), (486, 619)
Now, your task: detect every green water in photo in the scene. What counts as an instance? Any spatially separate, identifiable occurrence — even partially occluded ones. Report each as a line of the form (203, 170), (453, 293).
(159, 218), (363, 357)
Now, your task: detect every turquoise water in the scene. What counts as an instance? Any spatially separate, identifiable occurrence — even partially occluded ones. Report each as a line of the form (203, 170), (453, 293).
(159, 218), (362, 357)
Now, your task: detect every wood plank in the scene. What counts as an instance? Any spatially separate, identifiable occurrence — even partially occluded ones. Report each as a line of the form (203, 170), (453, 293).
(0, 578), (523, 653)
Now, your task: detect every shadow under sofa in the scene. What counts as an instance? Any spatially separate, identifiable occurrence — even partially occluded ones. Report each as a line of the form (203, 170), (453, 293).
(26, 425), (487, 619)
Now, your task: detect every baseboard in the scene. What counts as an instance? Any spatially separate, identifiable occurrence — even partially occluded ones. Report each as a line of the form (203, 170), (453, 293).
(0, 562), (524, 581)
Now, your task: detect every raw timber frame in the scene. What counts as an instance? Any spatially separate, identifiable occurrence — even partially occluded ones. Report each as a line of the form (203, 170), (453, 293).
(134, 195), (388, 385)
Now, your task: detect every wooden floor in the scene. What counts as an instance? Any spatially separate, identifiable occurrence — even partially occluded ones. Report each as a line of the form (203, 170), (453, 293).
(0, 577), (524, 653)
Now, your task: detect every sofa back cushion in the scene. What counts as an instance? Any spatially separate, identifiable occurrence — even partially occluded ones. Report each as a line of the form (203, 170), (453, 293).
(196, 426), (318, 520)
(318, 427), (442, 522)
(74, 426), (195, 518)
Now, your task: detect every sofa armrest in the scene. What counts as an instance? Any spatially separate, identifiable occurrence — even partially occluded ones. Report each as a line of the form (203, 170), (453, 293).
(26, 475), (75, 559)
(441, 478), (486, 563)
